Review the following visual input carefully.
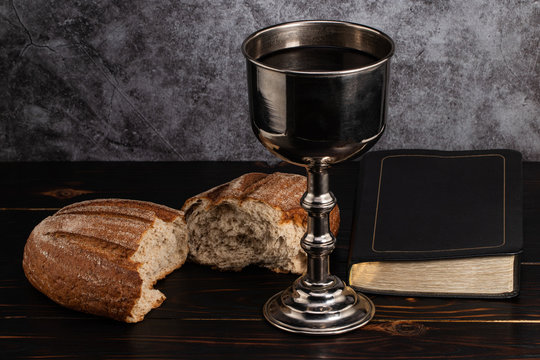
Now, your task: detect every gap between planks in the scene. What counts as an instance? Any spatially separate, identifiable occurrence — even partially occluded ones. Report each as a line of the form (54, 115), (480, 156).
(179, 318), (540, 324)
(2, 317), (540, 324)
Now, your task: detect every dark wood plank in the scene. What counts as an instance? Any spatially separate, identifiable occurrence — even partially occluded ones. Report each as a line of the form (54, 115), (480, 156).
(0, 161), (353, 208)
(0, 162), (286, 208)
(1, 318), (540, 359)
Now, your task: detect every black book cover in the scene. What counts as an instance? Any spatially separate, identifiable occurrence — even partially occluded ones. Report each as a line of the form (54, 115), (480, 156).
(348, 149), (523, 264)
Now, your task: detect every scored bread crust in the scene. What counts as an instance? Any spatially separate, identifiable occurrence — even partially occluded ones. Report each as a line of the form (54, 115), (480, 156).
(182, 172), (340, 274)
(22, 199), (188, 323)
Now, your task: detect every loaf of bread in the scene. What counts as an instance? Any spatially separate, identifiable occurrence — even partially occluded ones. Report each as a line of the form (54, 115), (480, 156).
(181, 172), (340, 274)
(22, 199), (188, 323)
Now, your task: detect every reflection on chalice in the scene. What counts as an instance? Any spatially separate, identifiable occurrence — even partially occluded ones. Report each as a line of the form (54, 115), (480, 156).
(242, 20), (394, 335)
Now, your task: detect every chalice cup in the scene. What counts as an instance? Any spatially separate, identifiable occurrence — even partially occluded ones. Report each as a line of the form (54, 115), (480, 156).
(242, 20), (394, 335)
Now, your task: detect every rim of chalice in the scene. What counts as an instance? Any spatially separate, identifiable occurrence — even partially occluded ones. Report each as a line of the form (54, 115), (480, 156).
(241, 20), (395, 76)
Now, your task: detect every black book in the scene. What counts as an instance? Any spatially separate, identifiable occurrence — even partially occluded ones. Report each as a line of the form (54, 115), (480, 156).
(348, 149), (523, 298)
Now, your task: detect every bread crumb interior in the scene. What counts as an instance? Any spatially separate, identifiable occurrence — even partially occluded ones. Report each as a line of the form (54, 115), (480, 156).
(127, 218), (187, 322)
(187, 201), (305, 273)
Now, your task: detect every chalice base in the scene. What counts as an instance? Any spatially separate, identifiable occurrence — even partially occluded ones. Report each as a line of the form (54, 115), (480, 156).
(263, 275), (375, 335)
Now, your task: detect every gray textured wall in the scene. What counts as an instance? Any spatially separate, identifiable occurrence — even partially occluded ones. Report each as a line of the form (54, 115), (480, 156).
(1, 0), (539, 161)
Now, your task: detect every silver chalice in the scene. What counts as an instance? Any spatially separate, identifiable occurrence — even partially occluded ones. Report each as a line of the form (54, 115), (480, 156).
(242, 20), (394, 335)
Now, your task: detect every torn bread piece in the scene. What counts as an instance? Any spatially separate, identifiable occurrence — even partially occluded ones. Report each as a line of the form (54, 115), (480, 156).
(182, 172), (340, 274)
(22, 199), (188, 323)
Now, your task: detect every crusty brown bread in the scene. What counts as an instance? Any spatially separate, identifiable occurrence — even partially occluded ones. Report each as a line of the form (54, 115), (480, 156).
(181, 172), (340, 274)
(22, 199), (188, 323)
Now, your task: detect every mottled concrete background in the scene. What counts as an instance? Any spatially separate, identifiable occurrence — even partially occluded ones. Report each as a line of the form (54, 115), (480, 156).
(1, 0), (539, 161)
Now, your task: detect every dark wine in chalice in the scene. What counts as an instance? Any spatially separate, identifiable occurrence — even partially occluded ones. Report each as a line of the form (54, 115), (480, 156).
(242, 20), (394, 335)
(258, 46), (378, 71)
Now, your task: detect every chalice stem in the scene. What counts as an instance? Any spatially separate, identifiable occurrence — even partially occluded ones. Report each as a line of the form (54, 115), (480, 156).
(301, 166), (336, 285)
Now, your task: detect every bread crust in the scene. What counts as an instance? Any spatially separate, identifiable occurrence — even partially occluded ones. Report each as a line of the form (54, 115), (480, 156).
(183, 172), (340, 235)
(22, 199), (185, 322)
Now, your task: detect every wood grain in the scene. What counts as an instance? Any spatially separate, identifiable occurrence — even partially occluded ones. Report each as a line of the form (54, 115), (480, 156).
(1, 319), (540, 359)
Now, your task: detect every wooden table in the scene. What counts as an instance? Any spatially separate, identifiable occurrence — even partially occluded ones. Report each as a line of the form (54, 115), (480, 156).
(1, 161), (540, 359)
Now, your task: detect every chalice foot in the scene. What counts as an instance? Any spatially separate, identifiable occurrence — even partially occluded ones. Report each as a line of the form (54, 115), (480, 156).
(264, 276), (375, 335)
